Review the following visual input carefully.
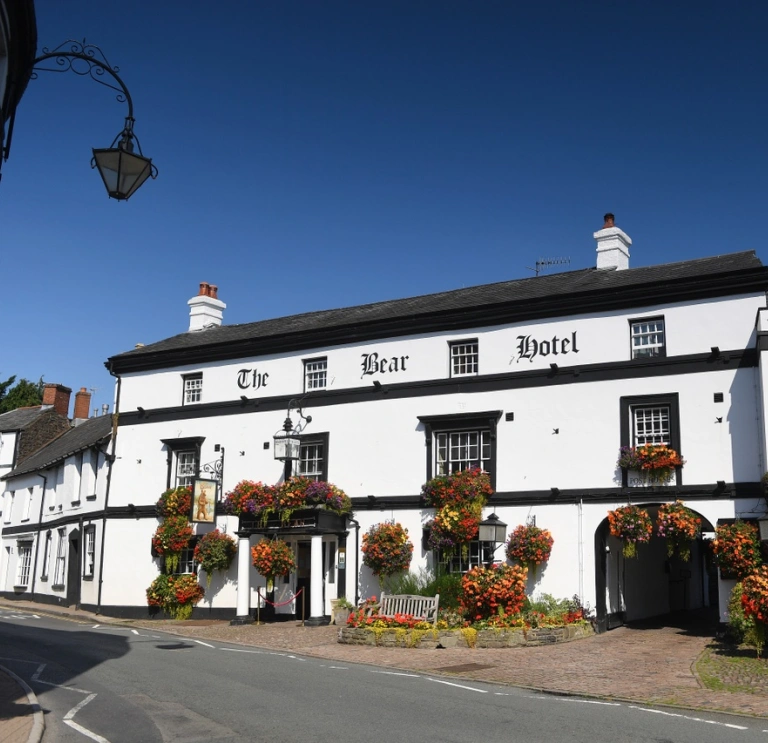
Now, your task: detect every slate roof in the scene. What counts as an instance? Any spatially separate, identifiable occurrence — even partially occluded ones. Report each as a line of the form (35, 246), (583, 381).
(107, 251), (767, 371)
(0, 406), (46, 432)
(3, 415), (112, 479)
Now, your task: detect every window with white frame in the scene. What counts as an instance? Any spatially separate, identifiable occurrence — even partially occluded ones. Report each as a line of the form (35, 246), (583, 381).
(449, 340), (479, 377)
(435, 430), (492, 476)
(175, 451), (198, 488)
(630, 317), (665, 358)
(41, 531), (52, 580)
(173, 537), (198, 576)
(439, 540), (494, 574)
(84, 526), (96, 578)
(303, 358), (327, 392)
(53, 530), (67, 586)
(418, 412), (501, 485)
(298, 435), (328, 481)
(16, 542), (32, 587)
(22, 487), (33, 521)
(632, 405), (670, 446)
(183, 373), (203, 405)
(4, 491), (13, 523)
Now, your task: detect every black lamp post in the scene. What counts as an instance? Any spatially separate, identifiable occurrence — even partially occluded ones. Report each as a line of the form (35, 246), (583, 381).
(20, 40), (157, 200)
(478, 513), (507, 566)
(273, 399), (312, 479)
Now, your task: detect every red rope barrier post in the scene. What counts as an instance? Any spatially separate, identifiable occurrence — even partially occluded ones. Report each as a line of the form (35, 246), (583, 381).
(302, 589), (305, 628)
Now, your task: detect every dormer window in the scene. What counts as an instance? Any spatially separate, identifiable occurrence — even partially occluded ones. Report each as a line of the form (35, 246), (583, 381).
(630, 317), (665, 359)
(183, 373), (203, 405)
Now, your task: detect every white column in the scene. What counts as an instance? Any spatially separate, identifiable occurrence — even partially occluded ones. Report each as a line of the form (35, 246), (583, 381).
(345, 531), (358, 606)
(232, 532), (252, 624)
(310, 534), (323, 622)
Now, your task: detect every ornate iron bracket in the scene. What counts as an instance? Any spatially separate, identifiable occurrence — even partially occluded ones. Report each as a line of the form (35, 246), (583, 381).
(31, 39), (134, 118)
(200, 457), (223, 482)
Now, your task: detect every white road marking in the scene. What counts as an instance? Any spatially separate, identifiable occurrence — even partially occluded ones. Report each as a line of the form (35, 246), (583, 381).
(371, 671), (421, 677)
(92, 624), (100, 628)
(32, 614), (40, 619)
(131, 629), (140, 635)
(627, 705), (748, 731)
(494, 692), (511, 696)
(426, 677), (487, 693)
(220, 648), (267, 655)
(561, 699), (621, 706)
(328, 666), (348, 669)
(194, 640), (215, 648)
(64, 693), (111, 743)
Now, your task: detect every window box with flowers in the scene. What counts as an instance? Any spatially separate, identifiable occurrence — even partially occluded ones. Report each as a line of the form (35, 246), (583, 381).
(617, 445), (685, 487)
(607, 505), (652, 558)
(224, 477), (351, 526)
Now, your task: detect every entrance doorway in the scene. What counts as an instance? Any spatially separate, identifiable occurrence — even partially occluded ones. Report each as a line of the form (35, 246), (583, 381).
(66, 529), (81, 607)
(594, 504), (716, 632)
(296, 541), (311, 619)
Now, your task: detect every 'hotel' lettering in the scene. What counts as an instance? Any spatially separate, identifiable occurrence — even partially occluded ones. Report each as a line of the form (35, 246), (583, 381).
(515, 332), (579, 363)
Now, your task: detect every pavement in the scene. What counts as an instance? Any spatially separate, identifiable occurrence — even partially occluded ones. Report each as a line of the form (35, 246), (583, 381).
(0, 600), (766, 743)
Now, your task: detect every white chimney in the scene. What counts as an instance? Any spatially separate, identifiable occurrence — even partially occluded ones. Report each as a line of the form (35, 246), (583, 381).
(188, 282), (226, 331)
(594, 213), (631, 271)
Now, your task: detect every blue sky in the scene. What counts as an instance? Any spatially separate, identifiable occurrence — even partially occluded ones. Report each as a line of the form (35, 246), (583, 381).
(3, 1), (767, 414)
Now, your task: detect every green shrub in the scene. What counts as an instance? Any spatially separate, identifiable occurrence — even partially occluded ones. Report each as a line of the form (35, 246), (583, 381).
(727, 582), (761, 650)
(381, 568), (464, 611)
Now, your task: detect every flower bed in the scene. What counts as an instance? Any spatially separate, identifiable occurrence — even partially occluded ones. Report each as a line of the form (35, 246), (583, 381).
(338, 624), (594, 648)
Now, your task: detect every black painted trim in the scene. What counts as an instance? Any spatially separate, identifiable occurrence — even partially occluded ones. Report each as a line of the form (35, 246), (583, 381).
(107, 270), (768, 374)
(348, 481), (760, 509)
(116, 350), (756, 428)
(619, 393), (681, 487)
(299, 432), (329, 481)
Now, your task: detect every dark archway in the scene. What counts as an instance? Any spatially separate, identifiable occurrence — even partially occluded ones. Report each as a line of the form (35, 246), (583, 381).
(594, 504), (716, 632)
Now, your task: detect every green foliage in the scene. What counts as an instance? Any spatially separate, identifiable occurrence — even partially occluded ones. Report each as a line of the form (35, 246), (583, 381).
(381, 568), (464, 611)
(726, 582), (763, 653)
(0, 376), (44, 413)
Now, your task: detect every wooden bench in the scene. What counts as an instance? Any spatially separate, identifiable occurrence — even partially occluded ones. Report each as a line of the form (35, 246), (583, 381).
(366, 593), (440, 626)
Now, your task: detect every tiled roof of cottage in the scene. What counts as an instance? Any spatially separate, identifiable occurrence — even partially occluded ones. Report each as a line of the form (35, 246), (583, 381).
(108, 251), (766, 368)
(3, 415), (112, 479)
(0, 406), (46, 432)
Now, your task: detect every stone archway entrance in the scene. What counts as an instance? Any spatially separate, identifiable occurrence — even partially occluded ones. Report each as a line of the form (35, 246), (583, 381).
(594, 504), (716, 632)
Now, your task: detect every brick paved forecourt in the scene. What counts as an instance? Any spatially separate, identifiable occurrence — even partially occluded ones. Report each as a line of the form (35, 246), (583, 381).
(0, 664), (43, 743)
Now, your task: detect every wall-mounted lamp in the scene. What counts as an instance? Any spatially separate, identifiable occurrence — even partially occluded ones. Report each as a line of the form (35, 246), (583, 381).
(478, 512), (507, 544)
(273, 398), (312, 478)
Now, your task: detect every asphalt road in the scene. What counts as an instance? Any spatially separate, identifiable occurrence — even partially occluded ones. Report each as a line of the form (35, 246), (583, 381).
(0, 609), (764, 743)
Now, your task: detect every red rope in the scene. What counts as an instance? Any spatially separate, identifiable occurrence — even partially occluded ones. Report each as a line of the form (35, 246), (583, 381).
(256, 587), (303, 607)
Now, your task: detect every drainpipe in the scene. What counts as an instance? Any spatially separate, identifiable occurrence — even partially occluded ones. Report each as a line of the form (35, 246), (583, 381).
(577, 499), (584, 603)
(347, 517), (361, 605)
(97, 371), (121, 614)
(29, 473), (47, 596)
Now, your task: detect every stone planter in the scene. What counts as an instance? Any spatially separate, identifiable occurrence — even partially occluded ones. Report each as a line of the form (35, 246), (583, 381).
(338, 623), (594, 648)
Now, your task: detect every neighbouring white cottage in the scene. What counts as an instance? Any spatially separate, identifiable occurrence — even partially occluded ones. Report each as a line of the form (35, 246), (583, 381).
(3, 215), (768, 630)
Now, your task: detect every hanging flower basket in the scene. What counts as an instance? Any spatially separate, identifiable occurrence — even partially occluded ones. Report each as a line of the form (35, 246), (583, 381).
(422, 468), (491, 555)
(151, 515), (193, 573)
(506, 524), (554, 570)
(251, 538), (296, 581)
(607, 505), (652, 558)
(193, 529), (237, 586)
(741, 566), (768, 656)
(617, 445), (685, 485)
(712, 521), (763, 579)
(362, 521), (414, 577)
(156, 486), (193, 517)
(656, 501), (701, 561)
(146, 573), (204, 620)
